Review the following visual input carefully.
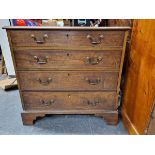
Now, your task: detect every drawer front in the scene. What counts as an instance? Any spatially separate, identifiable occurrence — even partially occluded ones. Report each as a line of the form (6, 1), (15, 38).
(68, 31), (125, 49)
(18, 71), (119, 91)
(14, 50), (121, 70)
(10, 30), (125, 49)
(10, 30), (69, 48)
(22, 92), (118, 111)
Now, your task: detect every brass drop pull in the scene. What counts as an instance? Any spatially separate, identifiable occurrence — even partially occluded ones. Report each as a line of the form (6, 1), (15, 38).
(85, 56), (102, 65)
(40, 99), (55, 106)
(83, 98), (102, 106)
(37, 78), (52, 85)
(85, 77), (101, 85)
(33, 56), (48, 64)
(31, 34), (48, 44)
(87, 34), (104, 44)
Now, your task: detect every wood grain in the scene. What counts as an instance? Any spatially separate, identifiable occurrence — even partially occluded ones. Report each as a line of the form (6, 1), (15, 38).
(122, 19), (155, 134)
(4, 26), (131, 30)
(22, 91), (118, 111)
(10, 30), (125, 49)
(13, 50), (122, 70)
(5, 27), (129, 125)
(108, 19), (132, 27)
(21, 110), (118, 125)
(17, 71), (119, 91)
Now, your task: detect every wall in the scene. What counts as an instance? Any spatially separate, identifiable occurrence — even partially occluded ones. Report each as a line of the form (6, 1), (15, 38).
(122, 19), (155, 134)
(0, 19), (15, 76)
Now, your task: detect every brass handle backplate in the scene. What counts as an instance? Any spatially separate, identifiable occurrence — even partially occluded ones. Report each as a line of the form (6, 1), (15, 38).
(40, 99), (55, 106)
(31, 34), (48, 44)
(85, 56), (102, 65)
(33, 56), (48, 64)
(83, 98), (102, 106)
(85, 77), (101, 85)
(87, 34), (104, 44)
(37, 78), (52, 85)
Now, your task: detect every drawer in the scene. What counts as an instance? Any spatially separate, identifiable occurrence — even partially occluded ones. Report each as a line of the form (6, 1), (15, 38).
(14, 50), (121, 70)
(10, 30), (68, 48)
(10, 30), (125, 49)
(68, 31), (125, 49)
(18, 71), (119, 91)
(22, 92), (118, 111)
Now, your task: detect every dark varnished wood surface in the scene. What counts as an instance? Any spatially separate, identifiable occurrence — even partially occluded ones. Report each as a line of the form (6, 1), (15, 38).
(14, 50), (121, 70)
(17, 71), (119, 91)
(21, 111), (118, 125)
(10, 30), (125, 49)
(6, 26), (129, 125)
(4, 26), (131, 30)
(22, 91), (118, 111)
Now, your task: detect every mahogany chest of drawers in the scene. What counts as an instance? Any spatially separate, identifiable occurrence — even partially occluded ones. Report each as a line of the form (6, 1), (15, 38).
(5, 26), (130, 125)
